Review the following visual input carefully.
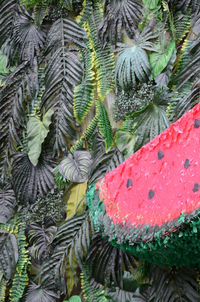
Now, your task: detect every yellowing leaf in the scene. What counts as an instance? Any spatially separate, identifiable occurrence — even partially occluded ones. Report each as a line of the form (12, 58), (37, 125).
(65, 182), (87, 219)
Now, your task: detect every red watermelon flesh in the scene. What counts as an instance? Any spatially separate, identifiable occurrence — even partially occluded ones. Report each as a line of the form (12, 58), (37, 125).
(96, 103), (200, 227)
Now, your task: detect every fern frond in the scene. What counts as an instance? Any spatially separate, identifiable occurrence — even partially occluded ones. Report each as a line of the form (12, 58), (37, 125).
(81, 267), (108, 302)
(0, 273), (6, 302)
(96, 100), (113, 152)
(70, 116), (98, 152)
(78, 0), (93, 26)
(73, 41), (95, 123)
(87, 3), (115, 100)
(9, 223), (30, 302)
(174, 12), (191, 44)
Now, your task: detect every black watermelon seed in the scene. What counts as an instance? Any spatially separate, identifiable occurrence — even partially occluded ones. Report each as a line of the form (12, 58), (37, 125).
(148, 189), (155, 199)
(194, 119), (200, 128)
(193, 183), (200, 193)
(158, 150), (164, 160)
(184, 159), (190, 169)
(126, 178), (133, 188)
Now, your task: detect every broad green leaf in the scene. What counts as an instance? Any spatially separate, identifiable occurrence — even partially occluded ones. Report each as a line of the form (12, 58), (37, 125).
(143, 0), (160, 9)
(27, 109), (54, 166)
(115, 130), (135, 159)
(65, 181), (87, 219)
(97, 100), (113, 152)
(58, 151), (92, 183)
(149, 40), (176, 78)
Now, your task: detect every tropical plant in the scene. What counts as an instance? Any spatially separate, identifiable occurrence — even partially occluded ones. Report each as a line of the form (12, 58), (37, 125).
(1, 0), (200, 301)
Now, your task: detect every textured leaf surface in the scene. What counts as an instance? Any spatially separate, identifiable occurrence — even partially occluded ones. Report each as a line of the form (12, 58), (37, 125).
(58, 151), (92, 183)
(0, 230), (18, 280)
(65, 181), (87, 219)
(25, 283), (58, 302)
(27, 109), (54, 166)
(0, 183), (16, 224)
(97, 100), (113, 152)
(115, 45), (151, 90)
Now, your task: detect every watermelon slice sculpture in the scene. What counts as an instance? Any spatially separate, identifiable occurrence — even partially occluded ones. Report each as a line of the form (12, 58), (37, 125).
(87, 103), (200, 266)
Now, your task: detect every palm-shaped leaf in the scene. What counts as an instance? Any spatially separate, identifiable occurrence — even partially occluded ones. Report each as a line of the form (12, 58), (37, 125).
(41, 18), (85, 156)
(28, 218), (57, 262)
(99, 0), (143, 47)
(0, 182), (16, 224)
(39, 214), (90, 295)
(58, 150), (92, 183)
(115, 45), (151, 90)
(0, 230), (18, 280)
(8, 6), (45, 65)
(12, 152), (56, 203)
(25, 282), (58, 302)
(86, 233), (138, 287)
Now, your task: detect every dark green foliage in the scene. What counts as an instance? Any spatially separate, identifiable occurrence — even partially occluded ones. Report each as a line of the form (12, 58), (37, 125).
(73, 43), (95, 123)
(28, 217), (57, 262)
(86, 233), (138, 287)
(0, 62), (34, 178)
(27, 190), (65, 223)
(41, 17), (85, 156)
(0, 229), (18, 280)
(9, 222), (30, 302)
(81, 267), (109, 302)
(12, 152), (56, 203)
(39, 214), (90, 295)
(0, 0), (18, 49)
(99, 0), (143, 47)
(25, 282), (58, 302)
(89, 131), (124, 184)
(87, 2), (115, 99)
(97, 100), (113, 152)
(133, 266), (200, 302)
(115, 27), (156, 90)
(1, 0), (200, 301)
(7, 6), (45, 66)
(114, 81), (155, 121)
(0, 182), (16, 224)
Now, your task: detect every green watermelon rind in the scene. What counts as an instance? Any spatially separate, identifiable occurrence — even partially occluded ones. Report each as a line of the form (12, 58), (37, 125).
(87, 183), (200, 266)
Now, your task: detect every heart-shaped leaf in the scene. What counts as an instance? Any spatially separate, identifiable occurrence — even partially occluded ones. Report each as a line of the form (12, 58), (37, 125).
(27, 108), (54, 166)
(58, 151), (92, 183)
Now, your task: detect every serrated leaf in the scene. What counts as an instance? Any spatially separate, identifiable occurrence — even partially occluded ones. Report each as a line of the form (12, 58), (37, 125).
(115, 130), (135, 159)
(149, 40), (176, 78)
(58, 151), (92, 183)
(65, 181), (87, 219)
(27, 109), (54, 166)
(97, 100), (113, 152)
